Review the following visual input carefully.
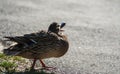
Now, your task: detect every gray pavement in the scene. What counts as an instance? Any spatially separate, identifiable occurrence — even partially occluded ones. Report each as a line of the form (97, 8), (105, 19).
(0, 0), (120, 74)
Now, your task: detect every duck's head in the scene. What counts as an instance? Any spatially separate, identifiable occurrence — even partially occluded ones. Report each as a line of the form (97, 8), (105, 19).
(48, 22), (66, 34)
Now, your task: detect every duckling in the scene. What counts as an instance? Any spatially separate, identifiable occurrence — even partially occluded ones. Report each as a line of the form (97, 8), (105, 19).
(3, 22), (69, 70)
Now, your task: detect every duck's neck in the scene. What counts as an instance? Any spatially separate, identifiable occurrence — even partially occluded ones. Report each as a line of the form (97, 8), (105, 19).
(47, 31), (63, 38)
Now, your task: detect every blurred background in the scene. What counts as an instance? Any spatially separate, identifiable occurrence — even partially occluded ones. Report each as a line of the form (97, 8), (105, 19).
(0, 0), (120, 74)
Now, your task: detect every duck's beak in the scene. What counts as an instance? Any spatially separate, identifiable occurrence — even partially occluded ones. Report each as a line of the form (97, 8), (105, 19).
(60, 22), (66, 32)
(60, 22), (66, 28)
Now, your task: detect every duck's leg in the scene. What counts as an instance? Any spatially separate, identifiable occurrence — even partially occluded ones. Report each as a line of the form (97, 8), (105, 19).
(39, 59), (46, 67)
(30, 59), (37, 70)
(39, 59), (56, 70)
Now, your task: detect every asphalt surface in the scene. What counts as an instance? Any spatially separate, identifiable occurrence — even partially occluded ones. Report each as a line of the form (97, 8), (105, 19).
(0, 0), (120, 74)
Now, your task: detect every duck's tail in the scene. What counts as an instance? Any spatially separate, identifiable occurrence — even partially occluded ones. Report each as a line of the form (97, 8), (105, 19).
(3, 44), (22, 56)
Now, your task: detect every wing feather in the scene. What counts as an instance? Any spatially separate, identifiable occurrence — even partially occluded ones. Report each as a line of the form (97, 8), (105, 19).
(4, 30), (60, 53)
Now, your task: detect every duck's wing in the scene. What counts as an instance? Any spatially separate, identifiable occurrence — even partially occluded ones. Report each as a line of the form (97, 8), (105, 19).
(4, 31), (46, 45)
(4, 30), (60, 52)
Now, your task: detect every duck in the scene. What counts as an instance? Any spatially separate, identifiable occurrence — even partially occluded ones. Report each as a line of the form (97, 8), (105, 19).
(3, 22), (69, 70)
